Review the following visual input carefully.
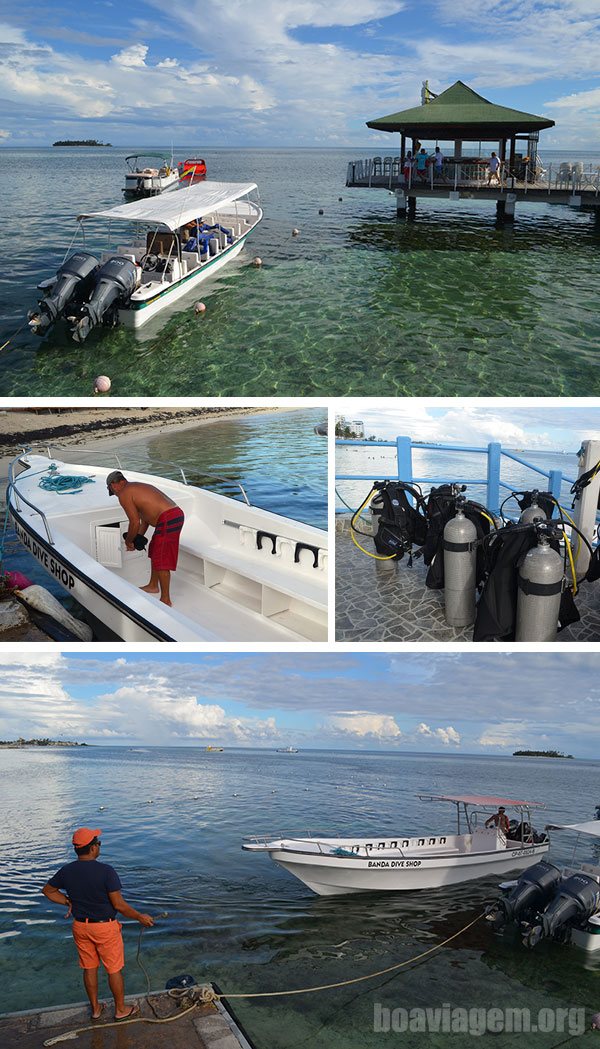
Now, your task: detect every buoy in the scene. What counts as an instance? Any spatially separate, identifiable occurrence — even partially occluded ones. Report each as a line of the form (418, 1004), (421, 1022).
(338, 197), (343, 202)
(592, 1013), (600, 1030)
(252, 257), (262, 267)
(98, 806), (105, 811)
(146, 800), (154, 804)
(318, 209), (324, 215)
(94, 375), (111, 394)
(292, 228), (299, 236)
(194, 301), (206, 315)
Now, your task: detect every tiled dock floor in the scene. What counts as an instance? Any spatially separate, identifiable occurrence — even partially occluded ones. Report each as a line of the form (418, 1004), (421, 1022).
(0, 991), (253, 1049)
(335, 514), (600, 643)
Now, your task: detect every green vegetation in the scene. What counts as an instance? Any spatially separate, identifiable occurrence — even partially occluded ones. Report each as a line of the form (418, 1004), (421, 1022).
(513, 749), (574, 759)
(52, 139), (112, 147)
(0, 738), (88, 747)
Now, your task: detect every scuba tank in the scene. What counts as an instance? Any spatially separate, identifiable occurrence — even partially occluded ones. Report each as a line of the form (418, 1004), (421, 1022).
(515, 524), (564, 642)
(519, 490), (548, 525)
(443, 495), (478, 627)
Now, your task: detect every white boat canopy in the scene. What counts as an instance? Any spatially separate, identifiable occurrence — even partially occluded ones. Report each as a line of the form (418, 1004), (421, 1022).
(418, 793), (545, 808)
(545, 821), (600, 837)
(77, 181), (258, 231)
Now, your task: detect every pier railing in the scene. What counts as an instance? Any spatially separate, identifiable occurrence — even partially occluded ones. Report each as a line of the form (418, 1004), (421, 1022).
(335, 436), (584, 518)
(346, 158), (600, 196)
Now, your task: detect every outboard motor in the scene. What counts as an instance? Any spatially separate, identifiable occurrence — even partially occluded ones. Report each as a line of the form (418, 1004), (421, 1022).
(524, 872), (600, 948)
(443, 494), (477, 627)
(28, 252), (99, 335)
(70, 256), (139, 343)
(487, 861), (562, 930)
(519, 490), (548, 525)
(515, 524), (564, 641)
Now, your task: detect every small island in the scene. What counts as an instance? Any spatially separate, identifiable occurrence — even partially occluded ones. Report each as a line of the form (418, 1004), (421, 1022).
(0, 737), (88, 748)
(513, 749), (574, 759)
(52, 140), (112, 147)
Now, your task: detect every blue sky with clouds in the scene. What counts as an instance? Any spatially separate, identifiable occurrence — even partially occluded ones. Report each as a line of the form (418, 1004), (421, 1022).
(0, 1), (598, 146)
(1, 651), (598, 757)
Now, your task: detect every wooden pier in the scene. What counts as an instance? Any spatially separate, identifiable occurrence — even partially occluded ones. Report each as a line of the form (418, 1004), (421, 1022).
(0, 988), (256, 1049)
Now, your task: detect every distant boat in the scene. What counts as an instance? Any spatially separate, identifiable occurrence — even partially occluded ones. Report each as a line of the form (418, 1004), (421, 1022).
(179, 158), (207, 184)
(205, 745), (224, 752)
(123, 153), (179, 197)
(276, 746), (299, 753)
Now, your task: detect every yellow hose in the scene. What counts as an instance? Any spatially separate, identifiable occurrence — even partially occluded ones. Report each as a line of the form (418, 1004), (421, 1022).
(563, 531), (577, 594)
(350, 487), (397, 561)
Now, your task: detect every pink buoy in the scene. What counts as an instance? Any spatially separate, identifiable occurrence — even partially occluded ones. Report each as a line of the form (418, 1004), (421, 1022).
(94, 375), (111, 394)
(194, 301), (207, 315)
(5, 570), (33, 590)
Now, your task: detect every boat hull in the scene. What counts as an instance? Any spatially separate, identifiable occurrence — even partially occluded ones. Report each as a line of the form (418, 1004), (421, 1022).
(120, 236), (248, 329)
(268, 843), (550, 895)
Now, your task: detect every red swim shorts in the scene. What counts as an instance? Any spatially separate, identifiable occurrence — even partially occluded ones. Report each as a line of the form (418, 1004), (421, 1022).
(72, 919), (124, 973)
(148, 507), (185, 571)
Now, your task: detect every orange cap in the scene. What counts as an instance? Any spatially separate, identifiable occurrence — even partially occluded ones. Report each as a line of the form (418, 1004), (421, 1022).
(72, 827), (101, 847)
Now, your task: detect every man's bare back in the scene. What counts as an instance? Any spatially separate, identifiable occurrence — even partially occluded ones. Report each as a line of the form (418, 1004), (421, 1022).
(117, 482), (176, 527)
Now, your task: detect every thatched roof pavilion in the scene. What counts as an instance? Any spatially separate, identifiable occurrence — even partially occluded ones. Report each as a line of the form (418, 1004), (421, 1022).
(367, 81), (554, 169)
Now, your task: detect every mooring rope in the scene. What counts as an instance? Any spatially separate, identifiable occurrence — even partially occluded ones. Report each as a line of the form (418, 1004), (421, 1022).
(42, 911), (485, 1045)
(38, 474), (95, 494)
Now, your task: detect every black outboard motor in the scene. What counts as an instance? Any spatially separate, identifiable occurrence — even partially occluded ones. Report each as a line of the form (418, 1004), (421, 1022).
(28, 252), (99, 335)
(488, 861), (562, 930)
(524, 872), (600, 947)
(70, 256), (139, 343)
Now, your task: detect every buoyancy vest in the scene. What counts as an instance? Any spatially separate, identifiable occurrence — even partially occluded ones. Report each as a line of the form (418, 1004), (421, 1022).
(371, 482), (428, 561)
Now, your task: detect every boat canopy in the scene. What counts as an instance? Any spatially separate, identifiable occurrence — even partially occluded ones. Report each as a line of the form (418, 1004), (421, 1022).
(77, 181), (258, 231)
(125, 153), (171, 162)
(545, 821), (600, 837)
(418, 793), (545, 808)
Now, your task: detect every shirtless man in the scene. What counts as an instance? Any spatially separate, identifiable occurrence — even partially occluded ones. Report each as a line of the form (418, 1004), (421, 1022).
(106, 471), (185, 606)
(485, 806), (510, 834)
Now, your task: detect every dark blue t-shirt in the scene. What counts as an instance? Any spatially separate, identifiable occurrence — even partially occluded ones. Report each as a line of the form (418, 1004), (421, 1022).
(49, 860), (122, 921)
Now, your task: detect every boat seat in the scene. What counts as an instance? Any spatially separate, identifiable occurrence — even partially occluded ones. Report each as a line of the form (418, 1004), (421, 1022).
(180, 533), (326, 606)
(146, 231), (178, 254)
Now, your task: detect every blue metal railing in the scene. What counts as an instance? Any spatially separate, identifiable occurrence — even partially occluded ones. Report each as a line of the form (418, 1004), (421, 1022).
(335, 437), (579, 516)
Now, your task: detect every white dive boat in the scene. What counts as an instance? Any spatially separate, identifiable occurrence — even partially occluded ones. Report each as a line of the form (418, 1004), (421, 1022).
(7, 453), (327, 643)
(123, 154), (179, 197)
(488, 820), (600, 952)
(276, 746), (299, 753)
(242, 794), (550, 896)
(27, 181), (262, 341)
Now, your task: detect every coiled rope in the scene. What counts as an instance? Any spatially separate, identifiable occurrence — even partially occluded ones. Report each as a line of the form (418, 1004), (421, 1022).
(38, 474), (95, 495)
(43, 911), (484, 1045)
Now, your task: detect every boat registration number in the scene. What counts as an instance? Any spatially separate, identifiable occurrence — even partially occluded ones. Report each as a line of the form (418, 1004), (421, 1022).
(368, 860), (422, 868)
(14, 524), (75, 590)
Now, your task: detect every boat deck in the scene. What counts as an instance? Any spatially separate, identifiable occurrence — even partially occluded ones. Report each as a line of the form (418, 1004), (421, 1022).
(0, 991), (253, 1049)
(335, 514), (600, 643)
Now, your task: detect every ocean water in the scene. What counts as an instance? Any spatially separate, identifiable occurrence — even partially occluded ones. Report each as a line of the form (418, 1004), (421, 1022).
(0, 407), (327, 617)
(1, 147), (599, 396)
(336, 445), (581, 516)
(1, 746), (599, 1048)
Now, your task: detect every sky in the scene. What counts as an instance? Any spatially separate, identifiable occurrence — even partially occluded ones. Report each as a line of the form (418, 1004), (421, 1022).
(338, 404), (600, 451)
(1, 650), (598, 757)
(0, 1), (598, 147)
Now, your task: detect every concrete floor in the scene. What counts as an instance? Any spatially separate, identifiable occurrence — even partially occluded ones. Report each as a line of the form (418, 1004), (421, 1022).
(0, 991), (254, 1049)
(335, 514), (600, 643)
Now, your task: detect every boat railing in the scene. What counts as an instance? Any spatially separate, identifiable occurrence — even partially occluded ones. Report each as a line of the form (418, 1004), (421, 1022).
(336, 434), (600, 527)
(6, 456), (55, 545)
(28, 445), (252, 505)
(346, 157), (600, 196)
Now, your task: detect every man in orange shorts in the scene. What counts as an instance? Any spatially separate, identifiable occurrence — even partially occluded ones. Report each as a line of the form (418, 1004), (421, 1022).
(107, 471), (185, 607)
(42, 828), (154, 1021)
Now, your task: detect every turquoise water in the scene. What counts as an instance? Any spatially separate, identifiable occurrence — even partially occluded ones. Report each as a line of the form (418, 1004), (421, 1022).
(336, 446), (580, 515)
(0, 407), (327, 618)
(1, 148), (599, 396)
(2, 746), (600, 1047)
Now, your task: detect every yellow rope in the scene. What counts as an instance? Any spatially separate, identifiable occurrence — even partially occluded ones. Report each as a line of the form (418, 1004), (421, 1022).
(43, 912), (484, 1043)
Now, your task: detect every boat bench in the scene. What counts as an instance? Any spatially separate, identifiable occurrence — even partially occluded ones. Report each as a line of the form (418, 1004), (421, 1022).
(178, 530), (327, 640)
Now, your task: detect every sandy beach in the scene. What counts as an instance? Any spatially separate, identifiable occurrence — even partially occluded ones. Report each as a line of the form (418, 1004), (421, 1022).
(0, 406), (305, 478)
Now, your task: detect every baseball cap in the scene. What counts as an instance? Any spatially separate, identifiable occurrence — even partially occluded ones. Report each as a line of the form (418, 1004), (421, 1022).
(72, 827), (101, 847)
(106, 470), (125, 495)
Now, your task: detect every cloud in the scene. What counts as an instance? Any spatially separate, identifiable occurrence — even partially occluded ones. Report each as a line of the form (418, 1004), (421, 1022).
(417, 722), (461, 746)
(328, 709), (402, 739)
(478, 721), (530, 748)
(111, 44), (149, 68)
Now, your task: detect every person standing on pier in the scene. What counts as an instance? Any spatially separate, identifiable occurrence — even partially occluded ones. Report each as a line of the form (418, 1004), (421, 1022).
(487, 151), (501, 186)
(415, 148), (430, 183)
(431, 146), (447, 182)
(42, 828), (154, 1021)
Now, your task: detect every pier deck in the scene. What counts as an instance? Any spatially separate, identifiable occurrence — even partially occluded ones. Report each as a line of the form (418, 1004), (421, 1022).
(335, 515), (600, 643)
(0, 989), (254, 1049)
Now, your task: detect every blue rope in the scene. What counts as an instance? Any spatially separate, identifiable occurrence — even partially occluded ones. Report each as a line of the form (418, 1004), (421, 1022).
(38, 474), (95, 494)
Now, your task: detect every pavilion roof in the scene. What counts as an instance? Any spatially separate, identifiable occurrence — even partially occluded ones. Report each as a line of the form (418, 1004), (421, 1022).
(366, 81), (555, 139)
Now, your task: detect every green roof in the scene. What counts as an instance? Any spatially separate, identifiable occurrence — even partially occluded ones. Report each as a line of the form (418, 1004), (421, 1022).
(367, 81), (554, 138)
